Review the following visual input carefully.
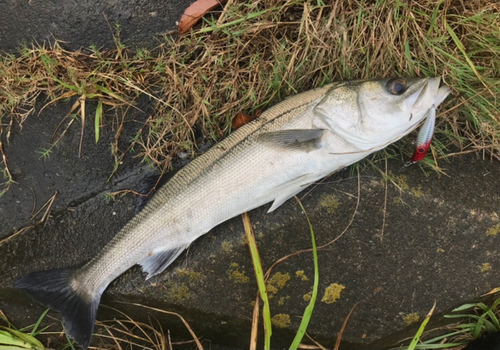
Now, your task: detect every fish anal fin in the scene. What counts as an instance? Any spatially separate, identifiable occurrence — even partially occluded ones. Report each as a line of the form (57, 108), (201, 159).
(140, 246), (187, 279)
(263, 173), (324, 213)
(267, 187), (304, 213)
(15, 268), (99, 350)
(257, 129), (324, 151)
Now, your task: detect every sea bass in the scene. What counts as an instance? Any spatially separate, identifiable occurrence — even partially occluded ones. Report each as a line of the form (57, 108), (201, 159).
(16, 77), (450, 349)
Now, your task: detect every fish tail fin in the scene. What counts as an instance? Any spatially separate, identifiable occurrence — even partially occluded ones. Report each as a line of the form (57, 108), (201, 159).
(15, 268), (100, 350)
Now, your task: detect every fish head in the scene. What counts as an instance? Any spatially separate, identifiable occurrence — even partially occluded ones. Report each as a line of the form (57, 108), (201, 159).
(315, 77), (450, 150)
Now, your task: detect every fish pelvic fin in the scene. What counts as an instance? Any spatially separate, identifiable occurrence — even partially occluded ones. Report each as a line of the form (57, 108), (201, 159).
(140, 245), (188, 279)
(15, 268), (100, 350)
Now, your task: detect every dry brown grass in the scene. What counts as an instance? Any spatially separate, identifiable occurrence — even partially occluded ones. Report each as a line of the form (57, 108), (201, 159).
(0, 0), (499, 194)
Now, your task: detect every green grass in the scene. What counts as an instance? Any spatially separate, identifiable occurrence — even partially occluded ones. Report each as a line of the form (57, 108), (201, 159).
(289, 199), (320, 350)
(0, 310), (48, 349)
(242, 198), (320, 349)
(0, 0), (499, 196)
(242, 212), (272, 349)
(390, 295), (500, 349)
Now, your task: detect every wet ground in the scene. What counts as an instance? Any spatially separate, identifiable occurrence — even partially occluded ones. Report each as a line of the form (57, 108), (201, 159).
(0, 0), (194, 53)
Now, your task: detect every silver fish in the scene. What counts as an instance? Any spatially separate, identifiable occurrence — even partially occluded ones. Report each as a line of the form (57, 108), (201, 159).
(16, 77), (450, 349)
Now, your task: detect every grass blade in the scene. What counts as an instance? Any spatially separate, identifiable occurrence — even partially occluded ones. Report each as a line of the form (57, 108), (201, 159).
(445, 22), (493, 96)
(242, 212), (272, 350)
(408, 301), (436, 350)
(29, 309), (49, 337)
(95, 100), (103, 143)
(289, 198), (319, 350)
(0, 328), (44, 349)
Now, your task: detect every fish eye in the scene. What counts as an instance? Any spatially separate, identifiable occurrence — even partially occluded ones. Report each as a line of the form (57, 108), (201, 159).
(418, 147), (425, 153)
(386, 78), (407, 95)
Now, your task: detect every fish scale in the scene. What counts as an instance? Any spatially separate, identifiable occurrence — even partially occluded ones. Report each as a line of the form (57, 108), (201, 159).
(75, 83), (340, 297)
(15, 77), (450, 349)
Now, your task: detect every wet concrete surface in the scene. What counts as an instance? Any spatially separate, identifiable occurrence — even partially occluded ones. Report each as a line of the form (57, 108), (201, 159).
(1, 95), (500, 349)
(0, 0), (195, 53)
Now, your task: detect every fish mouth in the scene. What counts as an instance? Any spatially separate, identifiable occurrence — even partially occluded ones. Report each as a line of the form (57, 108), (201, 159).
(401, 77), (450, 136)
(406, 77), (450, 114)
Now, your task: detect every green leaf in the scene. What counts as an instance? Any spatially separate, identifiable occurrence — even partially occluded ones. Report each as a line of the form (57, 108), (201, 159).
(408, 301), (436, 350)
(242, 213), (272, 350)
(0, 328), (43, 349)
(95, 100), (103, 143)
(7, 329), (44, 349)
(289, 199), (319, 350)
(30, 309), (49, 336)
(451, 303), (478, 312)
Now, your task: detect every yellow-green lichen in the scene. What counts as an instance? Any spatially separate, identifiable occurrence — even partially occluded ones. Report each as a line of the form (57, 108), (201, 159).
(411, 186), (423, 198)
(271, 314), (291, 328)
(402, 312), (419, 326)
(395, 175), (409, 190)
(480, 262), (492, 273)
(239, 234), (247, 245)
(222, 240), (233, 252)
(229, 263), (250, 284)
(303, 291), (312, 301)
(295, 270), (309, 281)
(277, 297), (286, 306)
(321, 283), (345, 304)
(487, 224), (500, 236)
(169, 283), (191, 301)
(176, 268), (202, 281)
(266, 272), (291, 295)
(319, 194), (340, 213)
(393, 196), (405, 205)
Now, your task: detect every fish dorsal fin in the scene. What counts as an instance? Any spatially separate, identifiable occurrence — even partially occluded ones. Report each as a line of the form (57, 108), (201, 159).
(257, 129), (324, 151)
(139, 245), (188, 279)
(262, 173), (324, 213)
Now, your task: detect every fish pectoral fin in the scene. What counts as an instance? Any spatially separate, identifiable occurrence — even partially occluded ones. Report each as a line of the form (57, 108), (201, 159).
(262, 173), (324, 213)
(140, 245), (188, 279)
(257, 129), (324, 151)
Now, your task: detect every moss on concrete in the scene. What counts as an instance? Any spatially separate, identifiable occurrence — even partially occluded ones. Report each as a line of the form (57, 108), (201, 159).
(321, 283), (345, 304)
(228, 263), (250, 284)
(266, 272), (290, 295)
(176, 268), (202, 281)
(411, 186), (424, 198)
(486, 224), (500, 236)
(222, 240), (233, 252)
(480, 262), (492, 273)
(169, 283), (191, 301)
(271, 313), (291, 328)
(295, 270), (309, 281)
(395, 175), (410, 190)
(401, 312), (419, 326)
(318, 194), (340, 214)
